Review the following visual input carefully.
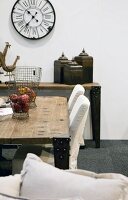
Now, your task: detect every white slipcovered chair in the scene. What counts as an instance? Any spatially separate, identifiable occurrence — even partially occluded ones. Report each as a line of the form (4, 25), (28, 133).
(68, 84), (85, 114)
(69, 94), (90, 169)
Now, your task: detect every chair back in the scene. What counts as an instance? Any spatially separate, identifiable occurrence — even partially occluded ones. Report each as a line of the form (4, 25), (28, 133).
(68, 84), (85, 114)
(69, 94), (90, 169)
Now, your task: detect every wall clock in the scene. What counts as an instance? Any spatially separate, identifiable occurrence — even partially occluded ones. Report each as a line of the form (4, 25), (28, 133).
(11, 0), (56, 40)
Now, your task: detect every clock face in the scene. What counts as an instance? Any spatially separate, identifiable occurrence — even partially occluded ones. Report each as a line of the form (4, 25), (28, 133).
(11, 0), (56, 40)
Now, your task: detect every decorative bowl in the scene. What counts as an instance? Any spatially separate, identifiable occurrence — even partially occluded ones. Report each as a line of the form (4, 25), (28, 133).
(10, 93), (30, 120)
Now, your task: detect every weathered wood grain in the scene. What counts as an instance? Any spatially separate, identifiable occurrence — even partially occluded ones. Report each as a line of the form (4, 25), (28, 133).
(0, 96), (69, 144)
(0, 82), (100, 90)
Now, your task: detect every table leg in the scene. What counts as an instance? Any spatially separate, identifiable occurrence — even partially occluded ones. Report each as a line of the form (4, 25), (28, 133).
(0, 144), (7, 160)
(0, 144), (12, 176)
(0, 145), (2, 159)
(90, 86), (101, 148)
(53, 138), (70, 169)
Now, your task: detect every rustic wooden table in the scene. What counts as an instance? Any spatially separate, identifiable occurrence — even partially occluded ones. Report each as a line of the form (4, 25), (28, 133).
(0, 96), (70, 169)
(0, 82), (101, 148)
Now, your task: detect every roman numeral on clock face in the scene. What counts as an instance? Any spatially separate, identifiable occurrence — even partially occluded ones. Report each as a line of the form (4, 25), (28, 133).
(29, 0), (36, 6)
(44, 14), (51, 19)
(20, 25), (30, 38)
(13, 13), (23, 22)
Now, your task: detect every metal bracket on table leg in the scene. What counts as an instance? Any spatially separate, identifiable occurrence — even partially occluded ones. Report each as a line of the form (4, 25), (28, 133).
(53, 138), (70, 169)
(90, 86), (101, 148)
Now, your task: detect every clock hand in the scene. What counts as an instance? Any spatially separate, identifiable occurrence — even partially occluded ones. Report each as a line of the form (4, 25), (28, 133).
(27, 10), (33, 17)
(27, 11), (38, 18)
(26, 18), (38, 26)
(27, 11), (38, 24)
(34, 12), (39, 22)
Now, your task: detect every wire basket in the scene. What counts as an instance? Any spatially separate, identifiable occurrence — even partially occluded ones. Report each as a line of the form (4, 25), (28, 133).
(14, 66), (42, 88)
(8, 66), (42, 108)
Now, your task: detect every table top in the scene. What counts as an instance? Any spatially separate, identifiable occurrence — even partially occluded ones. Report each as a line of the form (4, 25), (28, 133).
(0, 96), (69, 144)
(0, 82), (101, 90)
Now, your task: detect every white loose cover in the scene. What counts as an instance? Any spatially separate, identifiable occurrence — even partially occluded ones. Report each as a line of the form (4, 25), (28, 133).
(68, 84), (85, 114)
(0, 174), (21, 197)
(69, 95), (90, 169)
(20, 153), (128, 200)
(0, 193), (84, 200)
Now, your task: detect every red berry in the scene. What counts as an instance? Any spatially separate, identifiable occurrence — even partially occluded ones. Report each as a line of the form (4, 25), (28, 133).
(13, 103), (22, 113)
(10, 94), (18, 103)
(22, 102), (29, 112)
(18, 94), (30, 104)
(22, 94), (30, 103)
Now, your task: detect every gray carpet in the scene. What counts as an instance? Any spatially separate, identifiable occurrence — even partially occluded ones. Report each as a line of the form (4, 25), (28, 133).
(78, 140), (128, 177)
(1, 140), (128, 177)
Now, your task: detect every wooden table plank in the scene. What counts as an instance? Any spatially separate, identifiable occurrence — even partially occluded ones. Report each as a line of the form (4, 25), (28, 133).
(0, 96), (69, 144)
(0, 115), (14, 143)
(0, 82), (100, 90)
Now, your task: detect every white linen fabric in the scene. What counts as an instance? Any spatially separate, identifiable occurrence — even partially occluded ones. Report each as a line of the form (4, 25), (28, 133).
(0, 193), (83, 200)
(0, 174), (21, 197)
(68, 84), (85, 114)
(20, 153), (128, 200)
(68, 169), (128, 182)
(0, 193), (28, 200)
(69, 95), (90, 169)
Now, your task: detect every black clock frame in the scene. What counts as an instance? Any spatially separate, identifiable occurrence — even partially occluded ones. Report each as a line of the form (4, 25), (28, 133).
(11, 0), (56, 40)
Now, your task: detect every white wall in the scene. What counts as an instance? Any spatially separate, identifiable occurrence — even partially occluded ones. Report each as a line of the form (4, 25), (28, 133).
(0, 0), (128, 139)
